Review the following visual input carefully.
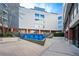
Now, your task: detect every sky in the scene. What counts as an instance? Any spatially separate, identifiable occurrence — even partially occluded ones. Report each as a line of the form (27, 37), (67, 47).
(20, 3), (63, 14)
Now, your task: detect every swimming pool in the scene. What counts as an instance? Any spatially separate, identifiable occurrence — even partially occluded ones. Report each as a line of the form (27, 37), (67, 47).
(20, 34), (46, 40)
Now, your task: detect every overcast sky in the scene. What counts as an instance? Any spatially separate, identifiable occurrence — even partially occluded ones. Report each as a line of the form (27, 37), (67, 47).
(20, 3), (63, 14)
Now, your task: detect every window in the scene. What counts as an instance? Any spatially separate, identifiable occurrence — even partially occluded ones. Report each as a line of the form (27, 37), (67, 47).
(77, 4), (78, 13)
(78, 4), (79, 13)
(35, 13), (45, 21)
(58, 21), (62, 24)
(35, 13), (39, 17)
(40, 15), (44, 18)
(34, 7), (45, 11)
(58, 26), (62, 28)
(35, 13), (39, 20)
(2, 4), (8, 9)
(58, 16), (62, 20)
(35, 19), (39, 21)
(58, 26), (63, 30)
(39, 14), (44, 19)
(70, 10), (74, 22)
(74, 4), (78, 17)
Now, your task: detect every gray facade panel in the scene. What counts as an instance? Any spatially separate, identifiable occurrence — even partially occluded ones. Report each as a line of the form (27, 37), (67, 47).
(7, 3), (19, 29)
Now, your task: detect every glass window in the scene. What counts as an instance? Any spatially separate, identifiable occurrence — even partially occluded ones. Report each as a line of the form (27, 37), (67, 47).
(40, 15), (44, 18)
(35, 19), (39, 21)
(35, 13), (44, 20)
(58, 26), (62, 28)
(58, 21), (62, 24)
(34, 7), (45, 11)
(78, 4), (79, 13)
(2, 4), (8, 9)
(58, 26), (63, 30)
(70, 11), (74, 22)
(58, 16), (62, 20)
(77, 4), (78, 13)
(74, 4), (78, 17)
(35, 13), (39, 17)
(35, 13), (39, 20)
(74, 7), (76, 17)
(39, 14), (44, 19)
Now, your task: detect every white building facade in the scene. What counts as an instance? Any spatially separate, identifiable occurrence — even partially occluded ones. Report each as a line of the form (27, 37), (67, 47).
(57, 14), (63, 31)
(19, 7), (58, 34)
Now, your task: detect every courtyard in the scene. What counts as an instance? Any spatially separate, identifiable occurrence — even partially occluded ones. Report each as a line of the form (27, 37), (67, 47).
(0, 37), (79, 56)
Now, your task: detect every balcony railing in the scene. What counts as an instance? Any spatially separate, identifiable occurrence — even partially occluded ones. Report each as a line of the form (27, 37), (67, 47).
(2, 15), (8, 21)
(3, 9), (8, 14)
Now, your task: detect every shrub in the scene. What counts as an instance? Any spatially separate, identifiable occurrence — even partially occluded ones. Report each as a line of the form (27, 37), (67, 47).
(53, 32), (64, 37)
(0, 31), (20, 37)
(0, 31), (3, 37)
(4, 32), (13, 37)
(12, 32), (20, 37)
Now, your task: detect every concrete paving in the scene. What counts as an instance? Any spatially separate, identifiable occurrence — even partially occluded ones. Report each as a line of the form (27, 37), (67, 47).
(41, 37), (79, 56)
(0, 37), (79, 56)
(0, 39), (46, 56)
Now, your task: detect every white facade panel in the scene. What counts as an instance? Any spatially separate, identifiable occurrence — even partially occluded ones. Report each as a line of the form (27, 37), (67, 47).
(19, 7), (58, 31)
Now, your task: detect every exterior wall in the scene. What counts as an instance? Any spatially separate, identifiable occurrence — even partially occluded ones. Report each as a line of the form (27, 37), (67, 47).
(19, 7), (58, 32)
(7, 3), (19, 32)
(19, 7), (35, 30)
(0, 3), (8, 28)
(0, 3), (9, 33)
(0, 5), (2, 27)
(63, 3), (79, 47)
(0, 3), (19, 33)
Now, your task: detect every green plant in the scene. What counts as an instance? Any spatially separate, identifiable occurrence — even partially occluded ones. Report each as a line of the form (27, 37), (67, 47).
(1, 32), (13, 37)
(53, 32), (64, 37)
(0, 31), (3, 37)
(4, 32), (13, 37)
(12, 32), (20, 37)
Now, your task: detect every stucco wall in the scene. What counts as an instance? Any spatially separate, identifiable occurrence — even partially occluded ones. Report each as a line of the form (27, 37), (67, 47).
(19, 7), (58, 31)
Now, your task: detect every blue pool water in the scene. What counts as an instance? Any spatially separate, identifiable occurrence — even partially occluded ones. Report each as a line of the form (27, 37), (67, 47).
(20, 34), (46, 40)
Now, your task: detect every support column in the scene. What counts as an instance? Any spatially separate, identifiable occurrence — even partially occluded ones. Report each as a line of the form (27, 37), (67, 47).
(68, 28), (73, 40)
(28, 29), (31, 33)
(65, 31), (68, 41)
(25, 29), (27, 33)
(27, 29), (28, 34)
(13, 28), (17, 32)
(11, 28), (13, 32)
(38, 29), (41, 34)
(41, 30), (43, 34)
(49, 30), (51, 33)
(68, 28), (73, 43)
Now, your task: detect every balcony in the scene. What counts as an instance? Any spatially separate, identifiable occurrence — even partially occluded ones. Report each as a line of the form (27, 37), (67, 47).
(2, 15), (8, 21)
(2, 3), (8, 9)
(3, 9), (8, 14)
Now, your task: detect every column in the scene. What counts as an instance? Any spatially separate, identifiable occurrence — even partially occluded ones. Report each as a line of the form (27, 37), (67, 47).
(38, 30), (41, 34)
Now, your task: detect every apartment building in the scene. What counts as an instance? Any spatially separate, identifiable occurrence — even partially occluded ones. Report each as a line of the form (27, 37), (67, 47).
(7, 3), (19, 32)
(58, 14), (63, 31)
(63, 3), (79, 48)
(0, 3), (8, 33)
(0, 3), (19, 34)
(19, 7), (58, 34)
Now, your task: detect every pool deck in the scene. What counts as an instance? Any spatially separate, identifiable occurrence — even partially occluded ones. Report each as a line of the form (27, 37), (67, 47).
(0, 38), (46, 56)
(0, 37), (79, 56)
